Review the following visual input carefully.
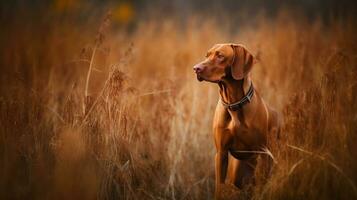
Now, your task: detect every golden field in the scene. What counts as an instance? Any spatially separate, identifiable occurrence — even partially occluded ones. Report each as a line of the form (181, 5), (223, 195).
(0, 5), (357, 200)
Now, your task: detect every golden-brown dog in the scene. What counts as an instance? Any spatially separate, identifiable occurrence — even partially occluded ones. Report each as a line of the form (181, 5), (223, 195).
(193, 43), (280, 199)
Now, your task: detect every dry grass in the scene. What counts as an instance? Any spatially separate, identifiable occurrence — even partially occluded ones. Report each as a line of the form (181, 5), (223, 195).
(0, 7), (357, 200)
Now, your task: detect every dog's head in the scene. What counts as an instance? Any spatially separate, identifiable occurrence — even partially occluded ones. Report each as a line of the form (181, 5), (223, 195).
(193, 43), (256, 82)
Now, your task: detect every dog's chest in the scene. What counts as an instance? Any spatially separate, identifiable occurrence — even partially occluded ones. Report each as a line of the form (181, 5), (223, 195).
(228, 119), (261, 144)
(227, 124), (263, 159)
(214, 112), (266, 159)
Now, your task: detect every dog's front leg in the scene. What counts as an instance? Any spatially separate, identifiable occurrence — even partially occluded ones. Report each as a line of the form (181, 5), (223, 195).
(215, 150), (228, 200)
(214, 126), (231, 199)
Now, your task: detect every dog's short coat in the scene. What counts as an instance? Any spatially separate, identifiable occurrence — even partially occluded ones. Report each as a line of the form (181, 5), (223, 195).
(193, 43), (280, 199)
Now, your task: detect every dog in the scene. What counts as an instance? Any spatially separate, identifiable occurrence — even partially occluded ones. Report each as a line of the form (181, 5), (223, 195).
(193, 43), (280, 199)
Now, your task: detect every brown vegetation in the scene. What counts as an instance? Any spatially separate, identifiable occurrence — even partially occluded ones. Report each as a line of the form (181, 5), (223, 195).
(0, 7), (357, 200)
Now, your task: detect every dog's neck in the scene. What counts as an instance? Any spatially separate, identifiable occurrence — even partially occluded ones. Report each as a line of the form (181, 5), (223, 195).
(218, 76), (251, 104)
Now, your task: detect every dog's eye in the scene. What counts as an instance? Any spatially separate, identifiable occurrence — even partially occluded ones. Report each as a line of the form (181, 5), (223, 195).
(217, 54), (224, 59)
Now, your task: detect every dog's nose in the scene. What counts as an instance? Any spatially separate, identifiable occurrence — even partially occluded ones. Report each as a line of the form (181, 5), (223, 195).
(193, 65), (204, 73)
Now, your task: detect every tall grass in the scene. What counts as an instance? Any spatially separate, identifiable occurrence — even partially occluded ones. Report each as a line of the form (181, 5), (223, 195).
(0, 8), (357, 200)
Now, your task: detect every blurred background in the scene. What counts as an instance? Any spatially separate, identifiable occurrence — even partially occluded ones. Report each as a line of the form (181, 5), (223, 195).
(2, 0), (357, 22)
(1, 0), (357, 200)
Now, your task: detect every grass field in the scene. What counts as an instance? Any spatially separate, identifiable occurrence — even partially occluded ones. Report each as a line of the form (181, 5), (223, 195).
(1, 6), (357, 200)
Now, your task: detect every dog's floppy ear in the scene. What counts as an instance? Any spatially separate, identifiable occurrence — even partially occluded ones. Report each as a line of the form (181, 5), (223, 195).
(230, 44), (256, 80)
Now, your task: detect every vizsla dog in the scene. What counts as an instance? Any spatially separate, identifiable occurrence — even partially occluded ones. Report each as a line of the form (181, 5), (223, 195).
(193, 44), (280, 199)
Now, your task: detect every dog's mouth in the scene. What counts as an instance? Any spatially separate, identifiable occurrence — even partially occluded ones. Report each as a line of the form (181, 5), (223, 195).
(196, 74), (204, 82)
(196, 74), (222, 83)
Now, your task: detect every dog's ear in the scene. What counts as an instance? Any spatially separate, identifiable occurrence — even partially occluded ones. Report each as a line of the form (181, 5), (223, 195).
(230, 44), (256, 80)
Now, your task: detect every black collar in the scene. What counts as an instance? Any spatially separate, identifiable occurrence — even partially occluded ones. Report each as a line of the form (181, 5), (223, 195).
(220, 82), (254, 111)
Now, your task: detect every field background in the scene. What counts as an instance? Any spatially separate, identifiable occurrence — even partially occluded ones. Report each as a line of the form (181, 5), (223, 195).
(1, 0), (357, 199)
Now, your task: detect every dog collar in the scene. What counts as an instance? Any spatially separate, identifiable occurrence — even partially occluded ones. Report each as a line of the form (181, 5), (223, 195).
(220, 83), (254, 111)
